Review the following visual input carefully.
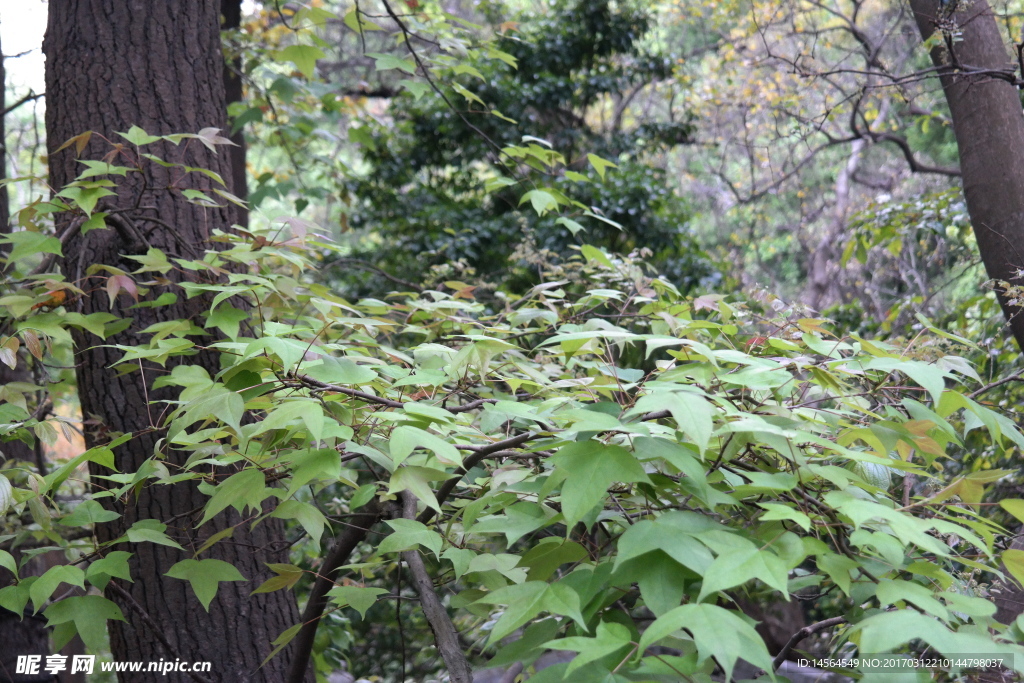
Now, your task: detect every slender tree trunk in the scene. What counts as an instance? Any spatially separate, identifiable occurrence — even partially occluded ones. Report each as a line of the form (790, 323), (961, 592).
(909, 0), (1024, 351)
(0, 24), (7, 233)
(806, 98), (893, 312)
(43, 3), (309, 681)
(0, 27), (58, 683)
(806, 139), (865, 312)
(222, 0), (249, 227)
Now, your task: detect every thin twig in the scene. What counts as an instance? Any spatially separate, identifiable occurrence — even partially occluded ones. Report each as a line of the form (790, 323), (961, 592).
(333, 258), (423, 292)
(379, 0), (509, 164)
(969, 369), (1024, 399)
(135, 214), (201, 257)
(1, 91), (43, 117)
(28, 215), (87, 276)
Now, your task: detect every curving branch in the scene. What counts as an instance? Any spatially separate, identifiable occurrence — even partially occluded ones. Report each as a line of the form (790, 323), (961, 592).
(332, 257), (424, 292)
(870, 132), (961, 177)
(418, 432), (537, 525)
(286, 503), (382, 683)
(772, 615), (847, 670)
(969, 368), (1024, 398)
(401, 492), (473, 683)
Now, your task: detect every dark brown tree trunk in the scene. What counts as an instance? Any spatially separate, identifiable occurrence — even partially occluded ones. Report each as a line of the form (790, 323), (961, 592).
(910, 0), (1024, 629)
(43, 3), (309, 681)
(910, 0), (1024, 351)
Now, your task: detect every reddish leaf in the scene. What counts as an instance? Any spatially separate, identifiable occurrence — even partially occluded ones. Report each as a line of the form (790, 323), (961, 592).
(106, 274), (138, 307)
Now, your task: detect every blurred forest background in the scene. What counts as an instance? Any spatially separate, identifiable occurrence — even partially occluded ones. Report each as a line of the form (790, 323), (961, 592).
(5, 0), (1024, 680)
(3, 0), (999, 330)
(4, 0), (1013, 362)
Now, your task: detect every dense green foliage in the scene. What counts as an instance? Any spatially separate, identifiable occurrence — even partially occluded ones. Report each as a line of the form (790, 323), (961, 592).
(1, 136), (1024, 681)
(342, 0), (712, 295)
(5, 1), (1024, 682)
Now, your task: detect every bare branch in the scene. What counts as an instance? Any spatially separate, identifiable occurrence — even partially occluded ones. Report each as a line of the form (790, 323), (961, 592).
(401, 492), (473, 683)
(333, 257), (424, 292)
(772, 615), (848, 670)
(871, 132), (961, 176)
(969, 368), (1024, 398)
(286, 502), (381, 683)
(1, 91), (43, 118)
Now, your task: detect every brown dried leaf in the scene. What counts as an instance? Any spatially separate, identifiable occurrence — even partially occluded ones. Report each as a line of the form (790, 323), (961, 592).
(22, 330), (42, 360)
(53, 131), (93, 157)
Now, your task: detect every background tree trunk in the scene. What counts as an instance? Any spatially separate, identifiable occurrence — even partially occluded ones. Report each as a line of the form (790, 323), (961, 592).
(43, 3), (309, 681)
(1, 22), (7, 234)
(909, 0), (1024, 352)
(0, 26), (58, 683)
(222, 0), (248, 228)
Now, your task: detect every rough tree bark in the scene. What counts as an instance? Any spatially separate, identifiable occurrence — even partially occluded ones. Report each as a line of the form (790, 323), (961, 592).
(43, 3), (309, 681)
(909, 0), (1024, 352)
(909, 0), (1024, 631)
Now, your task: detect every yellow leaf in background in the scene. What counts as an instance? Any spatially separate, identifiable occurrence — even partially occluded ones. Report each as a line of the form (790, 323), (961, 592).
(1003, 549), (1024, 587)
(31, 290), (67, 311)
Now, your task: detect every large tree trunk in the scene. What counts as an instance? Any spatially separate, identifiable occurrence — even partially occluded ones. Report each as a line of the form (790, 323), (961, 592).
(909, 0), (1024, 630)
(43, 3), (309, 681)
(909, 0), (1024, 351)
